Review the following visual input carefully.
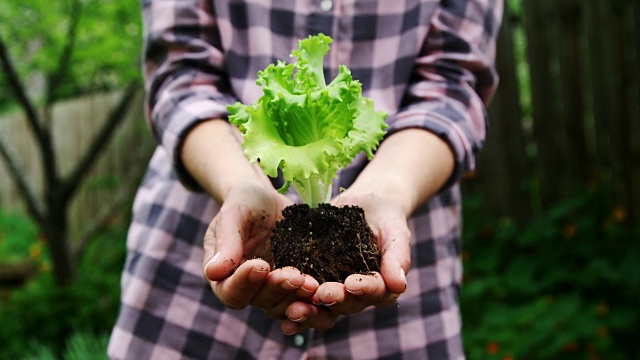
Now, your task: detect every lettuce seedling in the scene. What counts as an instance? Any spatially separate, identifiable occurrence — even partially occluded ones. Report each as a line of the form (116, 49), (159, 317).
(228, 34), (387, 207)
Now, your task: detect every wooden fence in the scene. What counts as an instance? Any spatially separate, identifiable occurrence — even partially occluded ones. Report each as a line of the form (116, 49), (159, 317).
(467, 0), (640, 222)
(0, 90), (154, 236)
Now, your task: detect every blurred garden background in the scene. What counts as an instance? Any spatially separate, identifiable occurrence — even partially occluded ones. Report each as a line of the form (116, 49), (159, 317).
(0, 0), (638, 358)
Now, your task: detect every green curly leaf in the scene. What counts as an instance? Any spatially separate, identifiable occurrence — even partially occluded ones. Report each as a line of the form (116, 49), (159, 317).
(228, 34), (387, 207)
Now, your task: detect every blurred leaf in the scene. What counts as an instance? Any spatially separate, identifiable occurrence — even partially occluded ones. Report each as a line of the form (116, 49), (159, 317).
(0, 209), (39, 261)
(0, 0), (141, 107)
(64, 331), (109, 360)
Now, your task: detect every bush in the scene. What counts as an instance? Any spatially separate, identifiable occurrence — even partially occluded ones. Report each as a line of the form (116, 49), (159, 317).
(22, 331), (109, 360)
(460, 188), (640, 359)
(0, 210), (39, 262)
(0, 210), (126, 359)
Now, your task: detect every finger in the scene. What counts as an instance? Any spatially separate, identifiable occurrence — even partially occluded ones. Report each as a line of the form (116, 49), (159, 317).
(211, 258), (270, 309)
(347, 272), (400, 308)
(378, 221), (411, 294)
(256, 272), (320, 320)
(316, 273), (397, 315)
(314, 282), (346, 306)
(380, 246), (409, 295)
(297, 274), (319, 299)
(315, 282), (376, 314)
(344, 272), (386, 300)
(203, 211), (245, 281)
(317, 288), (368, 316)
(281, 319), (304, 336)
(282, 302), (338, 334)
(251, 267), (306, 310)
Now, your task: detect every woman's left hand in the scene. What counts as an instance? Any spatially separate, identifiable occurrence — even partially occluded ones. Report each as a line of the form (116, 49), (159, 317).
(279, 128), (455, 334)
(279, 190), (412, 334)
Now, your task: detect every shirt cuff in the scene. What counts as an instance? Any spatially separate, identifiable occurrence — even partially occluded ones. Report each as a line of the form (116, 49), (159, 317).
(154, 97), (233, 191)
(385, 106), (483, 191)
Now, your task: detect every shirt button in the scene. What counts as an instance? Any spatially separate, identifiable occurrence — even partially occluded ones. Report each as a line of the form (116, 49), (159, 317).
(320, 0), (333, 12)
(293, 334), (305, 347)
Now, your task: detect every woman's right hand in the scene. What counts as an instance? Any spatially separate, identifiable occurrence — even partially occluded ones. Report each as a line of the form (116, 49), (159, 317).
(202, 184), (339, 332)
(182, 120), (338, 332)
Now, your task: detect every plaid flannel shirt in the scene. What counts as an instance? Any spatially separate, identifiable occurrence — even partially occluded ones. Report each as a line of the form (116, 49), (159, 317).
(108, 0), (502, 359)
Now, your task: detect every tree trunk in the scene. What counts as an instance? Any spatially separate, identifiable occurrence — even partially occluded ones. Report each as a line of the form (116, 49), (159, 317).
(522, 0), (563, 211)
(585, 0), (638, 217)
(45, 189), (75, 286)
(477, 1), (530, 220)
(554, 0), (589, 188)
(610, 6), (639, 222)
(632, 0), (640, 222)
(585, 0), (616, 188)
(636, 1), (640, 109)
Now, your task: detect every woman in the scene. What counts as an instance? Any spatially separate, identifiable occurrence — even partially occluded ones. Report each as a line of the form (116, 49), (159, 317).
(109, 1), (502, 358)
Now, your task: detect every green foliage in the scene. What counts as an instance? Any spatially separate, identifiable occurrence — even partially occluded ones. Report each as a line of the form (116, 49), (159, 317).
(0, 209), (39, 262)
(0, 0), (141, 109)
(0, 211), (126, 359)
(461, 188), (640, 359)
(22, 331), (109, 360)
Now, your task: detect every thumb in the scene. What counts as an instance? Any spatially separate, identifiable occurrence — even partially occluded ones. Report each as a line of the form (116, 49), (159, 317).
(378, 219), (412, 294)
(202, 210), (244, 282)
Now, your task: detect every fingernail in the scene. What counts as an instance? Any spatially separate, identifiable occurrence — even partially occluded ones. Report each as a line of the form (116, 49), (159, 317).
(400, 268), (407, 289)
(207, 252), (221, 266)
(300, 285), (315, 296)
(248, 266), (269, 282)
(282, 328), (296, 336)
(282, 280), (298, 290)
(288, 315), (308, 323)
(321, 301), (337, 306)
(346, 288), (364, 296)
(203, 253), (221, 280)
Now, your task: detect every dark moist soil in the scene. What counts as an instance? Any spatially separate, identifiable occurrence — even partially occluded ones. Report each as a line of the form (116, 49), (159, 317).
(271, 203), (381, 284)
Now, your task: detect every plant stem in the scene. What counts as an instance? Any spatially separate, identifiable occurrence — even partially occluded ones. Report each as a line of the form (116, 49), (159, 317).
(293, 172), (333, 207)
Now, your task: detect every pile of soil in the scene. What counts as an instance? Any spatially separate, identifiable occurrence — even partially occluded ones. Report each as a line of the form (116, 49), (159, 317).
(271, 203), (381, 283)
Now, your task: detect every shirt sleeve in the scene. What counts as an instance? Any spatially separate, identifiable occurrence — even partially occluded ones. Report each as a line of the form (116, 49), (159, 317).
(385, 0), (503, 189)
(142, 0), (237, 190)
